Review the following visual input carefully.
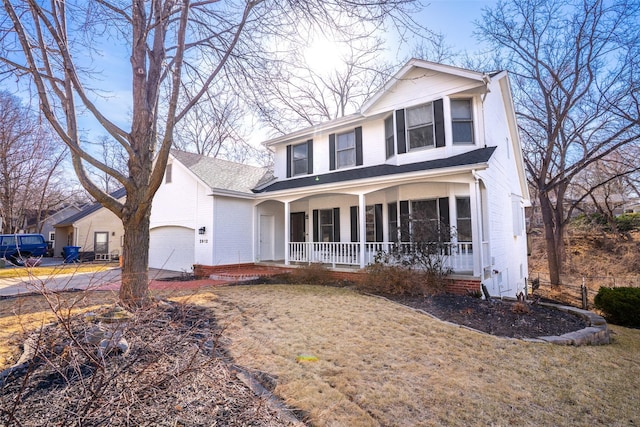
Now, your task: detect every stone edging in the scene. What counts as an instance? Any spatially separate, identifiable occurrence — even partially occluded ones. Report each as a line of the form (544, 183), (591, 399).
(522, 302), (611, 346)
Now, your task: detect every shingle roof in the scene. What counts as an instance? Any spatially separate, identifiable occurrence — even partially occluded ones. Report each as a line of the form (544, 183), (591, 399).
(254, 147), (496, 193)
(171, 149), (268, 194)
(55, 187), (126, 226)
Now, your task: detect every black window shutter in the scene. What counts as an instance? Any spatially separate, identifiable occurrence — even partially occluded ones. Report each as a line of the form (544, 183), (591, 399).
(350, 206), (358, 242)
(355, 126), (363, 166)
(388, 202), (398, 242)
(434, 99), (445, 148)
(400, 200), (410, 242)
(333, 207), (340, 242)
(312, 210), (319, 242)
(307, 139), (313, 174)
(396, 109), (406, 154)
(286, 145), (292, 178)
(329, 134), (336, 170)
(375, 204), (383, 242)
(439, 197), (450, 227)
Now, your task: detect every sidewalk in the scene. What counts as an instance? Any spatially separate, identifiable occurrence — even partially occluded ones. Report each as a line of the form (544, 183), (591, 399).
(0, 268), (227, 297)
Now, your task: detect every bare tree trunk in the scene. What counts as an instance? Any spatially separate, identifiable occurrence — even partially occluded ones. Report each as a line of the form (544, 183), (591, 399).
(120, 211), (151, 306)
(539, 192), (561, 285)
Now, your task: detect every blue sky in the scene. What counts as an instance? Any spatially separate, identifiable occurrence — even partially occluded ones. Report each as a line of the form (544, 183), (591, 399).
(417, 0), (498, 52)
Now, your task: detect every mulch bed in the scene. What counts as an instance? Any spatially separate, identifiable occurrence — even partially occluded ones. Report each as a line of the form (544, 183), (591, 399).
(386, 293), (589, 339)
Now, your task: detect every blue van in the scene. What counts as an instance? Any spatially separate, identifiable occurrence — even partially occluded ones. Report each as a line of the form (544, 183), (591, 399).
(0, 234), (48, 266)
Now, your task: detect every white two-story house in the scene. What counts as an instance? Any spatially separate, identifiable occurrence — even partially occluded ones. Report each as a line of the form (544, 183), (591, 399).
(251, 59), (530, 298)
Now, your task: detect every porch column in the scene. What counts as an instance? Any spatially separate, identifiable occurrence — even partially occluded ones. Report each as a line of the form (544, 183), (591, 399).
(359, 193), (366, 268)
(284, 201), (290, 265)
(470, 177), (482, 277)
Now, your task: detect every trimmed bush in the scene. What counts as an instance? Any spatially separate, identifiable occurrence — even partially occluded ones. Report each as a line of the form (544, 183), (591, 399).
(594, 287), (640, 327)
(359, 262), (446, 296)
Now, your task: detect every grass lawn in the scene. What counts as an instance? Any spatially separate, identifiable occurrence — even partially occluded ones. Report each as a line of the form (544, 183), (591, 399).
(2, 284), (639, 426)
(0, 263), (114, 279)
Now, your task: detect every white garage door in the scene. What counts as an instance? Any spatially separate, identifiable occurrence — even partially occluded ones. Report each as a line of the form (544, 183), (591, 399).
(149, 226), (195, 272)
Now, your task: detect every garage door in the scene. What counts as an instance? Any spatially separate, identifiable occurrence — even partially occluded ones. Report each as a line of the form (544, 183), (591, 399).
(149, 226), (195, 272)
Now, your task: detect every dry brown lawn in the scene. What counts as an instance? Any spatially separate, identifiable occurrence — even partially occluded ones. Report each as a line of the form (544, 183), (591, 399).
(2, 284), (639, 426)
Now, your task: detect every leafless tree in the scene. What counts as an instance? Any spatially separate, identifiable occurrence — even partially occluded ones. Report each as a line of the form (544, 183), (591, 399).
(0, 92), (67, 234)
(87, 135), (129, 194)
(478, 0), (640, 285)
(571, 149), (640, 224)
(0, 0), (424, 306)
(245, 35), (397, 134)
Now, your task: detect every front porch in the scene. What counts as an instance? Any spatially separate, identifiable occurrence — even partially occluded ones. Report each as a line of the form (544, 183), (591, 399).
(287, 241), (479, 273)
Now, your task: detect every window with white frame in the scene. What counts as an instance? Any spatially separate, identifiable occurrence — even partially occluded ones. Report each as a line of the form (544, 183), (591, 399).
(456, 197), (472, 242)
(406, 103), (434, 150)
(384, 115), (394, 158)
(336, 131), (356, 168)
(451, 99), (474, 144)
(292, 142), (309, 176)
(319, 209), (335, 242)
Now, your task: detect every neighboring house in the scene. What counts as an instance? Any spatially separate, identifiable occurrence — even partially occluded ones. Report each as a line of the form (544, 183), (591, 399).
(26, 204), (85, 255)
(149, 150), (268, 272)
(54, 188), (125, 259)
(251, 59), (531, 298)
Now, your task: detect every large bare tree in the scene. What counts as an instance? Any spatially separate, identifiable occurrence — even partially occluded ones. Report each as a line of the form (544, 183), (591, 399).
(478, 0), (640, 285)
(0, 0), (422, 306)
(0, 91), (67, 234)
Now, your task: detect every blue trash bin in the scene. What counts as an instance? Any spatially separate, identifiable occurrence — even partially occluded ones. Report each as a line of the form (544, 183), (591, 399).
(63, 246), (81, 263)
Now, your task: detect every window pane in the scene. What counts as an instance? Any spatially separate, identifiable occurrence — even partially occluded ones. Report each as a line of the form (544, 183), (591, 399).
(385, 116), (394, 158)
(456, 197), (471, 218)
(337, 149), (355, 168)
(292, 143), (307, 159)
(408, 125), (434, 149)
(407, 104), (432, 127)
(293, 159), (307, 175)
(413, 200), (438, 220)
(452, 122), (473, 144)
(320, 210), (333, 225)
(457, 219), (472, 241)
(365, 205), (375, 242)
(337, 132), (355, 150)
(456, 197), (472, 241)
(451, 99), (472, 119)
(292, 143), (308, 175)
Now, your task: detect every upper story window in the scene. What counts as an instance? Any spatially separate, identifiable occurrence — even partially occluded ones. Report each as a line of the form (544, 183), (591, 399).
(394, 99), (445, 155)
(292, 142), (309, 176)
(451, 99), (474, 144)
(336, 131), (356, 168)
(384, 115), (394, 159)
(406, 103), (434, 150)
(165, 163), (172, 184)
(329, 127), (362, 170)
(286, 139), (313, 178)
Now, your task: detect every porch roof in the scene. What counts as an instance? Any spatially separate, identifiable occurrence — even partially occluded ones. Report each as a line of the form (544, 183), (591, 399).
(253, 147), (496, 193)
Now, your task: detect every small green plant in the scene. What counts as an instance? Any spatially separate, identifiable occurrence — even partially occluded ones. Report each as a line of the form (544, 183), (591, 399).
(594, 287), (640, 327)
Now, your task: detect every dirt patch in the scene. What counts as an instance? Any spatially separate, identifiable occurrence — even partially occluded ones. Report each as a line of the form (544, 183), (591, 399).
(386, 293), (589, 339)
(0, 299), (297, 426)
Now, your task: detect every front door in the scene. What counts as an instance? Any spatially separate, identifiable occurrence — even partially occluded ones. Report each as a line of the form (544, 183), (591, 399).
(290, 212), (306, 242)
(94, 232), (109, 255)
(259, 215), (275, 261)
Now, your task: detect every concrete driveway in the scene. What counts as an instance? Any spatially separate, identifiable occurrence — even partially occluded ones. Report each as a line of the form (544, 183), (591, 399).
(0, 264), (182, 297)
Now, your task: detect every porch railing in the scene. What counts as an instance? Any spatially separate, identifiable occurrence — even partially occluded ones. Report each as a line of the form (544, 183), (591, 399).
(288, 241), (474, 272)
